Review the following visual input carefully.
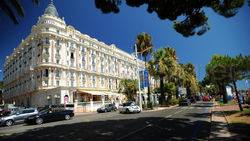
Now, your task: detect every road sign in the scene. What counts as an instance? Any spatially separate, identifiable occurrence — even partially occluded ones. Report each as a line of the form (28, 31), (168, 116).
(144, 70), (149, 87)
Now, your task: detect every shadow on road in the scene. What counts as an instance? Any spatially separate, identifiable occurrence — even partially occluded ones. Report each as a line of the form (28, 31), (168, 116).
(0, 114), (243, 141)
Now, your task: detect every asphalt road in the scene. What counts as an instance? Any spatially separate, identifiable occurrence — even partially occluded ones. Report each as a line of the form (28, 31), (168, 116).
(0, 101), (213, 141)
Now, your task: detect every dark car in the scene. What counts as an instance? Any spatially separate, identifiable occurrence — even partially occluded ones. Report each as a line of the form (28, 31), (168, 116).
(195, 96), (202, 101)
(179, 98), (191, 106)
(97, 104), (117, 113)
(188, 96), (197, 103)
(25, 108), (74, 125)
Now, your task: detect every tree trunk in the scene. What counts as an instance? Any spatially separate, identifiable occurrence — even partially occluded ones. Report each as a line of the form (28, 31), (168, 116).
(233, 80), (243, 111)
(144, 56), (151, 102)
(186, 84), (191, 97)
(160, 75), (166, 106)
(175, 83), (179, 99)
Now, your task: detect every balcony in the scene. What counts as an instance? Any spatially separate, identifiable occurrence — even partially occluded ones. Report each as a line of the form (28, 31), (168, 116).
(70, 76), (75, 80)
(70, 47), (75, 51)
(55, 44), (61, 49)
(55, 53), (61, 59)
(43, 53), (49, 58)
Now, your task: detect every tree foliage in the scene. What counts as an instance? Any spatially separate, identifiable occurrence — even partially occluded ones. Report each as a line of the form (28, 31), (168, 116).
(0, 0), (39, 24)
(95, 0), (245, 37)
(118, 79), (138, 101)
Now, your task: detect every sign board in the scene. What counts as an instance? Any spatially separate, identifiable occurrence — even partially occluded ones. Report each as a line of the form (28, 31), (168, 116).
(178, 87), (187, 95)
(144, 70), (149, 87)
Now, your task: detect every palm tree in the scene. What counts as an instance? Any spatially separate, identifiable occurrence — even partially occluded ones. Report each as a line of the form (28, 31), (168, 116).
(147, 46), (178, 106)
(183, 63), (198, 96)
(135, 32), (154, 102)
(0, 0), (39, 24)
(170, 63), (185, 99)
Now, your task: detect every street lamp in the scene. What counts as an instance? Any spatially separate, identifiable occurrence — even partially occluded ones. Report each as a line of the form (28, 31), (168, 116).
(134, 44), (153, 111)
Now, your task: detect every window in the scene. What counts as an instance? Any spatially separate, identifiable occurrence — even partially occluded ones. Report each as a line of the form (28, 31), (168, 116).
(108, 78), (112, 89)
(71, 42), (74, 48)
(56, 60), (59, 64)
(56, 40), (60, 46)
(101, 77), (104, 88)
(45, 59), (48, 63)
(92, 75), (96, 88)
(56, 70), (60, 77)
(45, 48), (49, 54)
(67, 51), (69, 56)
(70, 72), (74, 78)
(82, 74), (86, 80)
(55, 94), (60, 104)
(71, 81), (74, 87)
(71, 53), (74, 59)
(57, 30), (60, 34)
(56, 80), (60, 86)
(46, 27), (49, 31)
(56, 49), (59, 54)
(45, 38), (49, 44)
(70, 61), (74, 67)
(45, 69), (49, 77)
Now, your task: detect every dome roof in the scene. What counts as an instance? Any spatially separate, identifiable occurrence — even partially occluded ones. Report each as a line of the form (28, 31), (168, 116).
(44, 1), (59, 17)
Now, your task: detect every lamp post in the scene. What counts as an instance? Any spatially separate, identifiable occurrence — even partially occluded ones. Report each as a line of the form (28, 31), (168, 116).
(134, 44), (142, 111)
(134, 45), (153, 111)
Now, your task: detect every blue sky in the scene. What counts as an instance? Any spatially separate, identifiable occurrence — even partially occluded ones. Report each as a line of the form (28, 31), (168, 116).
(0, 0), (249, 89)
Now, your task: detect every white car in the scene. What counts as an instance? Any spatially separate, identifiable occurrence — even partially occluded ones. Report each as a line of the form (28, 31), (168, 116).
(119, 102), (141, 114)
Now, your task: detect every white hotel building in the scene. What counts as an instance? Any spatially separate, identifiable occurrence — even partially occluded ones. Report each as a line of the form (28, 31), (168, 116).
(3, 2), (149, 111)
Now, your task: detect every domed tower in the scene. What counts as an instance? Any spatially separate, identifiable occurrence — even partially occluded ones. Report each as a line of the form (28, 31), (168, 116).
(44, 0), (59, 17)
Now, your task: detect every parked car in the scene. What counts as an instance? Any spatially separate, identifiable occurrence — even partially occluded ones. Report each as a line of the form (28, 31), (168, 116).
(119, 102), (141, 114)
(97, 104), (117, 113)
(25, 108), (74, 125)
(179, 98), (191, 106)
(195, 96), (202, 101)
(188, 96), (197, 103)
(202, 96), (211, 101)
(0, 108), (38, 126)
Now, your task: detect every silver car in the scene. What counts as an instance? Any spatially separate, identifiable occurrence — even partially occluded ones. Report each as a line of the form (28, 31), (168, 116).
(119, 102), (141, 114)
(0, 108), (38, 126)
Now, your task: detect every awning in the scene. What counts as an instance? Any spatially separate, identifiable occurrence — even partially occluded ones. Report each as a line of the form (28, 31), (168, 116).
(78, 90), (108, 96)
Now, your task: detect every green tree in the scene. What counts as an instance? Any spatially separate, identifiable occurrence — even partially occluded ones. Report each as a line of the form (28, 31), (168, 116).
(0, 0), (39, 24)
(205, 55), (231, 103)
(147, 46), (178, 105)
(118, 79), (138, 101)
(224, 54), (250, 111)
(183, 63), (198, 96)
(135, 32), (154, 102)
(95, 0), (244, 37)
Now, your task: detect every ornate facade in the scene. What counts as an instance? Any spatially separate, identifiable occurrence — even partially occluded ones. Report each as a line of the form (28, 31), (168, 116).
(3, 1), (146, 108)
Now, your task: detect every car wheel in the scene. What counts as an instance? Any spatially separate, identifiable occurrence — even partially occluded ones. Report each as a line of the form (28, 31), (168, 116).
(119, 111), (122, 113)
(114, 108), (117, 111)
(65, 114), (70, 120)
(126, 109), (130, 114)
(36, 118), (43, 125)
(5, 120), (13, 126)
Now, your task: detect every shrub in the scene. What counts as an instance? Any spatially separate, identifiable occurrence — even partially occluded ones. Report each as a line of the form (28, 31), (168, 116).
(142, 104), (146, 109)
(246, 96), (250, 105)
(147, 102), (154, 110)
(169, 98), (179, 105)
(216, 95), (220, 101)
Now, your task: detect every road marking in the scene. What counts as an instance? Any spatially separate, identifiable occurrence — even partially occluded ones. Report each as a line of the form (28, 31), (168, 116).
(116, 125), (149, 140)
(84, 119), (91, 122)
(107, 115), (113, 118)
(165, 115), (172, 118)
(189, 107), (194, 109)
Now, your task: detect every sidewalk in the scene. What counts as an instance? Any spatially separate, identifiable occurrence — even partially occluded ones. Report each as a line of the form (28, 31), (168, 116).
(209, 101), (232, 141)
